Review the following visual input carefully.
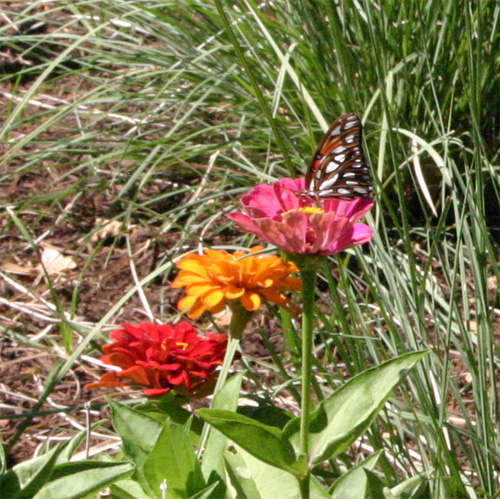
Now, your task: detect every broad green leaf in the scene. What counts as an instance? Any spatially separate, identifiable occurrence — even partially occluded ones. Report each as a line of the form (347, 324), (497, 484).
(56, 429), (87, 464)
(109, 399), (164, 470)
(224, 444), (329, 499)
(329, 451), (383, 498)
(139, 397), (204, 436)
(202, 372), (244, 481)
(238, 405), (293, 430)
(385, 472), (432, 498)
(285, 351), (428, 465)
(32, 461), (134, 499)
(0, 443), (62, 498)
(143, 422), (206, 499)
(224, 447), (261, 499)
(111, 478), (156, 499)
(363, 469), (386, 498)
(198, 409), (306, 477)
(189, 481), (222, 498)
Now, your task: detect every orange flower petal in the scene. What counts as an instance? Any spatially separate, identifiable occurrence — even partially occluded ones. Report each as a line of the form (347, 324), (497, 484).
(204, 248), (231, 261)
(203, 289), (225, 308)
(249, 245), (266, 253)
(259, 288), (287, 306)
(283, 277), (302, 291)
(186, 301), (207, 319)
(189, 283), (221, 296)
(177, 295), (198, 311)
(207, 301), (226, 315)
(173, 247), (301, 319)
(225, 284), (245, 299)
(240, 291), (262, 311)
(176, 259), (210, 276)
(172, 274), (211, 287)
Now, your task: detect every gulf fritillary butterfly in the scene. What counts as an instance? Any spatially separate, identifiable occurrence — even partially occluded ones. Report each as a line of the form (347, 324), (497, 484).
(303, 113), (373, 201)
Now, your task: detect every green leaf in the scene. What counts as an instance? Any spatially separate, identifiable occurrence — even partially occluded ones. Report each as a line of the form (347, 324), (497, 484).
(198, 409), (306, 477)
(238, 405), (293, 430)
(111, 478), (156, 499)
(109, 399), (164, 470)
(224, 444), (330, 499)
(364, 469), (386, 498)
(386, 472), (432, 498)
(143, 422), (206, 499)
(285, 351), (428, 465)
(188, 481), (222, 499)
(0, 442), (6, 474)
(201, 372), (244, 481)
(56, 429), (88, 464)
(59, 321), (74, 353)
(31, 461), (134, 499)
(0, 443), (62, 498)
(138, 397), (204, 436)
(224, 446), (262, 499)
(329, 451), (383, 498)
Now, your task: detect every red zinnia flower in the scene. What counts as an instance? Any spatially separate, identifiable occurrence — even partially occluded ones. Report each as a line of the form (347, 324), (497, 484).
(85, 322), (227, 397)
(227, 178), (373, 256)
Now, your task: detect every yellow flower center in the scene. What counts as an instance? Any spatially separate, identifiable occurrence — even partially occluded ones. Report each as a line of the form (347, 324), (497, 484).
(282, 206), (325, 216)
(175, 341), (189, 350)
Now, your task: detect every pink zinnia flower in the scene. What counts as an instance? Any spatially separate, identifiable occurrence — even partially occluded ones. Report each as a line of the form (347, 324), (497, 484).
(227, 178), (373, 256)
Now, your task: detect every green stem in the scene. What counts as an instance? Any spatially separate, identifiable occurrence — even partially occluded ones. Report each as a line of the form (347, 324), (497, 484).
(198, 307), (249, 458)
(299, 269), (316, 498)
(214, 335), (241, 393)
(299, 476), (311, 499)
(198, 336), (239, 458)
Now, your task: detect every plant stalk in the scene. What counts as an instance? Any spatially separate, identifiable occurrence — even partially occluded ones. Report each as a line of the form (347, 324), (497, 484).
(198, 307), (249, 458)
(299, 269), (316, 498)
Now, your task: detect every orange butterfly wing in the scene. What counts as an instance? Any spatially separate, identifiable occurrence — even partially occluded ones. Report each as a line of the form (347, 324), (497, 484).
(305, 113), (372, 200)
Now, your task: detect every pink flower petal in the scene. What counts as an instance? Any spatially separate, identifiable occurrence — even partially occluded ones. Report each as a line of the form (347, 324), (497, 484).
(326, 224), (373, 254)
(228, 177), (373, 256)
(227, 212), (269, 241)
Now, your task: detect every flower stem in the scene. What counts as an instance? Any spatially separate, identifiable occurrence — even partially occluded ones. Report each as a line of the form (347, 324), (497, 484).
(299, 269), (316, 498)
(197, 335), (239, 457)
(198, 307), (250, 458)
(214, 335), (240, 393)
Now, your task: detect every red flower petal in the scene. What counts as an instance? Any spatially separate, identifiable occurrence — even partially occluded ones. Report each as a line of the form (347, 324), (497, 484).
(86, 322), (228, 398)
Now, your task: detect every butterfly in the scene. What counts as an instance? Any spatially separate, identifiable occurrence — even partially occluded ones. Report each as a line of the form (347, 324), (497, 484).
(303, 113), (373, 201)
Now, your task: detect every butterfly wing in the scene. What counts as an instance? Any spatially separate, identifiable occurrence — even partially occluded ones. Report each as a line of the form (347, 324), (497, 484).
(305, 113), (372, 200)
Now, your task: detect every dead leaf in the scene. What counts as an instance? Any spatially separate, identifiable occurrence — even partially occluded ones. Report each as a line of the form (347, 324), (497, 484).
(38, 247), (77, 274)
(2, 261), (34, 275)
(90, 218), (123, 243)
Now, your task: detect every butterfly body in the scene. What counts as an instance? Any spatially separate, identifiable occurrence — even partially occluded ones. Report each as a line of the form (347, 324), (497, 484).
(303, 113), (373, 201)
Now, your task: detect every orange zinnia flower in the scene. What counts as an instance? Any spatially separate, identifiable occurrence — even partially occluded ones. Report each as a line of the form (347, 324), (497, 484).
(172, 246), (302, 319)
